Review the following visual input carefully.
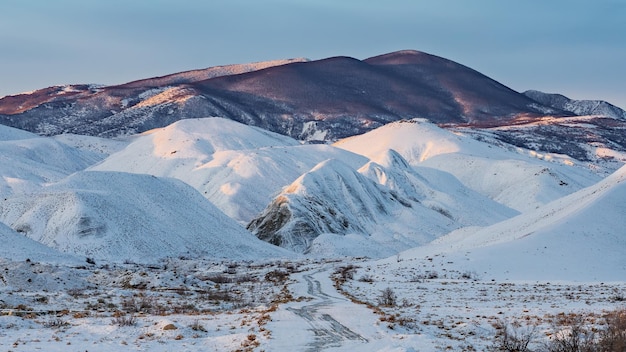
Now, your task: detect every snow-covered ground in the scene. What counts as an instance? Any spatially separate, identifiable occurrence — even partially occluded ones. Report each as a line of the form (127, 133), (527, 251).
(1, 116), (625, 351)
(1, 257), (624, 351)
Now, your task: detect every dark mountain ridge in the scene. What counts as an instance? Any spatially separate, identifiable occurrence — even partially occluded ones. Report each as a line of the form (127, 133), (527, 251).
(0, 50), (562, 140)
(523, 90), (626, 120)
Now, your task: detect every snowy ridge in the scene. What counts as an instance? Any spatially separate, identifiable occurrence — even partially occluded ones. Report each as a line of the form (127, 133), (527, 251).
(121, 58), (310, 88)
(247, 156), (508, 257)
(91, 117), (367, 223)
(0, 135), (103, 197)
(0, 171), (292, 262)
(524, 89), (626, 120)
(335, 119), (601, 212)
(359, 149), (519, 227)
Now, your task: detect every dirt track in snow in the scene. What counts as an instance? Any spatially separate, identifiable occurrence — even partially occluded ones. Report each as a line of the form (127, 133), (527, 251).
(286, 271), (368, 351)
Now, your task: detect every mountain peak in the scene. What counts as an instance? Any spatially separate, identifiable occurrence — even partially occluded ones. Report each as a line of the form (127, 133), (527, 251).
(364, 49), (449, 65)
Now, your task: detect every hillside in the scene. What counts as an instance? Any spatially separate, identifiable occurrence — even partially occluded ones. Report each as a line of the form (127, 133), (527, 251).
(248, 155), (517, 257)
(391, 164), (626, 281)
(335, 119), (602, 212)
(91, 117), (368, 223)
(0, 171), (292, 262)
(0, 126), (103, 197)
(0, 222), (79, 264)
(0, 50), (560, 141)
(524, 89), (626, 120)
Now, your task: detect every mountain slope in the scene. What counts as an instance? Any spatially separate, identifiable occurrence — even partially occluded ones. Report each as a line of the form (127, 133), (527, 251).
(118, 58), (309, 89)
(0, 221), (79, 263)
(0, 50), (559, 141)
(0, 171), (292, 261)
(359, 149), (519, 227)
(335, 119), (601, 212)
(0, 130), (103, 197)
(524, 89), (626, 120)
(0, 123), (39, 141)
(91, 117), (368, 223)
(247, 156), (515, 257)
(393, 164), (626, 281)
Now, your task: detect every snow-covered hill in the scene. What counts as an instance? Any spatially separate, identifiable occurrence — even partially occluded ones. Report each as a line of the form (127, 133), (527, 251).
(247, 158), (437, 255)
(335, 119), (601, 212)
(0, 123), (39, 141)
(359, 149), (519, 227)
(0, 125), (103, 197)
(0, 171), (292, 262)
(248, 155), (517, 257)
(87, 117), (524, 257)
(91, 117), (368, 223)
(0, 221), (79, 264)
(391, 164), (626, 281)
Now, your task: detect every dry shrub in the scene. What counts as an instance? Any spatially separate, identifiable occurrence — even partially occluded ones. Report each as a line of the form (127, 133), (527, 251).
(488, 319), (536, 352)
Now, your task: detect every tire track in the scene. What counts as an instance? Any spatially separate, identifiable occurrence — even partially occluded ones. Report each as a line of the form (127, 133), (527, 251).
(287, 271), (368, 351)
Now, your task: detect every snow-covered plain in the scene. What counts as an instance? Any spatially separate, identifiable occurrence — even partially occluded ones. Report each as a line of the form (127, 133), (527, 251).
(1, 116), (625, 351)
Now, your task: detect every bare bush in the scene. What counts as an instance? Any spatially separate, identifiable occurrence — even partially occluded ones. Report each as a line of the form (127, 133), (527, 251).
(42, 318), (68, 328)
(112, 313), (136, 327)
(264, 270), (289, 283)
(334, 265), (359, 282)
(597, 308), (626, 351)
(486, 309), (626, 352)
(377, 287), (397, 307)
(488, 319), (537, 352)
(544, 314), (597, 352)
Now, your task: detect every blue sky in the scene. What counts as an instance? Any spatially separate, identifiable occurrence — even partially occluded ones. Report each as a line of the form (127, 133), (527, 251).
(1, 0), (625, 109)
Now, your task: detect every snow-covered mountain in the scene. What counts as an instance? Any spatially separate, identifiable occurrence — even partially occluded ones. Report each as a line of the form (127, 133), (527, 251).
(0, 50), (561, 141)
(247, 158), (447, 256)
(0, 171), (292, 262)
(2, 50), (625, 169)
(524, 89), (626, 120)
(91, 117), (368, 223)
(87, 117), (516, 257)
(391, 164), (626, 281)
(247, 153), (517, 257)
(1, 50), (625, 352)
(335, 119), (602, 212)
(0, 113), (622, 263)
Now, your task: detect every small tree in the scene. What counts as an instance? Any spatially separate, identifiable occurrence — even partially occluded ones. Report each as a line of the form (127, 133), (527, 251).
(377, 287), (397, 307)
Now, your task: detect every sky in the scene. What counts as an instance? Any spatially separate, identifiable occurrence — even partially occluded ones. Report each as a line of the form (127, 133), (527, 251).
(1, 0), (625, 109)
